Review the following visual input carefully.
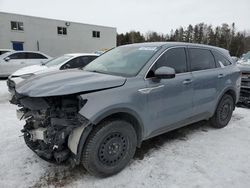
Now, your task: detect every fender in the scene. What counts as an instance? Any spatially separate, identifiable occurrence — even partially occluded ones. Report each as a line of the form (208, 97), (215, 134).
(68, 107), (144, 165)
(68, 123), (93, 165)
(92, 107), (144, 129)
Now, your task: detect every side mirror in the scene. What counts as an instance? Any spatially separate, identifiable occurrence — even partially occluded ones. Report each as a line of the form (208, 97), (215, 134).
(155, 66), (176, 79)
(4, 57), (10, 62)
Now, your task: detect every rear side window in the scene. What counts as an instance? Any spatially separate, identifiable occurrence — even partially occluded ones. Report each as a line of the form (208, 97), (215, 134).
(189, 48), (216, 71)
(151, 48), (187, 74)
(8, 52), (26, 59)
(26, 53), (47, 59)
(213, 51), (232, 67)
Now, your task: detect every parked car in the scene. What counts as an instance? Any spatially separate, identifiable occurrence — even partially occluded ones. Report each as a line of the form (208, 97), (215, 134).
(0, 49), (14, 55)
(11, 42), (241, 177)
(7, 53), (99, 93)
(238, 51), (250, 64)
(237, 53), (250, 106)
(0, 51), (51, 77)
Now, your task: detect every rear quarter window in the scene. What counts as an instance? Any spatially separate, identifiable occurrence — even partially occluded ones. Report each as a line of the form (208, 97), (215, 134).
(212, 51), (232, 67)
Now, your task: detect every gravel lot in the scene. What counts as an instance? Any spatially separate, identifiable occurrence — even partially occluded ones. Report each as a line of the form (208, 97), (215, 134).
(0, 80), (250, 188)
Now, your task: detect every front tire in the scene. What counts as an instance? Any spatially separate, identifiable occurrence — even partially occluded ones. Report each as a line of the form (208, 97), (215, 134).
(82, 119), (137, 177)
(210, 94), (234, 128)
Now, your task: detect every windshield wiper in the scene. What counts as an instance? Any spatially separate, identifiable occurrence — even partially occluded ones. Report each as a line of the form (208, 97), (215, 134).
(85, 70), (109, 75)
(91, 70), (104, 73)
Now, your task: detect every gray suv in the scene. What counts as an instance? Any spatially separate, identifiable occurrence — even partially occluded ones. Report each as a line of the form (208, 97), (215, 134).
(11, 42), (241, 177)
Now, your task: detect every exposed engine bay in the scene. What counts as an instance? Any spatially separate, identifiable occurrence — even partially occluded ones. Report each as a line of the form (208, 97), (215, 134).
(12, 94), (88, 163)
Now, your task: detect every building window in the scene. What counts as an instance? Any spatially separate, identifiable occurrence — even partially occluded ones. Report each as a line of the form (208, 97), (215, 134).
(57, 27), (67, 35)
(11, 21), (24, 31)
(92, 31), (100, 38)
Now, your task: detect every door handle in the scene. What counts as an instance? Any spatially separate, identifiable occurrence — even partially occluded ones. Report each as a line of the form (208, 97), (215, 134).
(183, 79), (193, 85)
(218, 74), (224, 79)
(20, 62), (25, 64)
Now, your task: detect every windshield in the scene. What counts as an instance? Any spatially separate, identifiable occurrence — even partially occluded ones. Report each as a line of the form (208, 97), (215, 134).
(84, 45), (160, 77)
(45, 55), (73, 67)
(0, 51), (12, 59)
(0, 51), (10, 55)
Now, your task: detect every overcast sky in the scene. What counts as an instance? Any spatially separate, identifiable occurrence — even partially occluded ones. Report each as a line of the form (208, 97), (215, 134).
(0, 0), (249, 34)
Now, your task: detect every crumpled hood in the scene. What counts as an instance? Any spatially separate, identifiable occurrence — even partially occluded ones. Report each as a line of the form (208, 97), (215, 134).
(12, 65), (48, 76)
(16, 69), (126, 97)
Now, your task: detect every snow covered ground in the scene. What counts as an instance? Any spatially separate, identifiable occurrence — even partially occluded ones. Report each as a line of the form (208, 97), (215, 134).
(0, 79), (250, 188)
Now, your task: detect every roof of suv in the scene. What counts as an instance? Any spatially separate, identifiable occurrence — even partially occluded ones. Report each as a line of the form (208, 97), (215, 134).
(124, 42), (227, 50)
(123, 42), (231, 59)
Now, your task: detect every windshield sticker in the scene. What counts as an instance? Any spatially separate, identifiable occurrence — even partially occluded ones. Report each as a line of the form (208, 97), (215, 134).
(138, 47), (158, 51)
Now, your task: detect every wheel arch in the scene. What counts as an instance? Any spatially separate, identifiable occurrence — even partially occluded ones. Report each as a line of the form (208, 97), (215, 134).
(72, 108), (144, 165)
(214, 87), (237, 114)
(92, 108), (144, 147)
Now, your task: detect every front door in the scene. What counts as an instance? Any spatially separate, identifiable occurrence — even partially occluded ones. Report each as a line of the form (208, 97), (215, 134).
(144, 47), (194, 138)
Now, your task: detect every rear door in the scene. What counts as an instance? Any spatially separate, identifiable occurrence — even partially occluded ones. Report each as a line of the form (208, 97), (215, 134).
(145, 47), (194, 137)
(212, 50), (233, 86)
(25, 52), (48, 65)
(188, 48), (219, 118)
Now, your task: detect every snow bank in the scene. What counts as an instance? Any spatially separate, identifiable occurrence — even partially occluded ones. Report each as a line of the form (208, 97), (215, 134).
(0, 80), (249, 188)
(0, 80), (9, 103)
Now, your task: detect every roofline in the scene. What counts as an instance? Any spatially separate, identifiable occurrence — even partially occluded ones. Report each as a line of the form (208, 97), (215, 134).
(0, 11), (117, 30)
(120, 42), (229, 51)
(65, 53), (99, 56)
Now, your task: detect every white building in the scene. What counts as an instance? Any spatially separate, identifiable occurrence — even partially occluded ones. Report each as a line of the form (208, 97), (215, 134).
(0, 12), (117, 57)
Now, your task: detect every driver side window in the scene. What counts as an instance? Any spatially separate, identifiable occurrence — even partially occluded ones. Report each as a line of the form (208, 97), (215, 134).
(62, 56), (92, 69)
(147, 47), (187, 78)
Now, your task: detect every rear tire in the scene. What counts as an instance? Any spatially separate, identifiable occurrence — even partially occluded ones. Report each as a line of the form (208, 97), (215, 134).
(82, 119), (137, 177)
(210, 94), (234, 128)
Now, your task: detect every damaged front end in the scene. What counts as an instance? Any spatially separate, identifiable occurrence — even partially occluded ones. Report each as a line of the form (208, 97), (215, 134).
(10, 69), (126, 165)
(13, 94), (89, 164)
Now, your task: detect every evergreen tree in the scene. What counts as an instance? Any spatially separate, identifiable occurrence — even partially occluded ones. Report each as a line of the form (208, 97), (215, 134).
(117, 23), (249, 57)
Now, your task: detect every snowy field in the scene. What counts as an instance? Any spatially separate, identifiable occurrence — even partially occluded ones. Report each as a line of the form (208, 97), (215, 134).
(0, 79), (250, 188)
